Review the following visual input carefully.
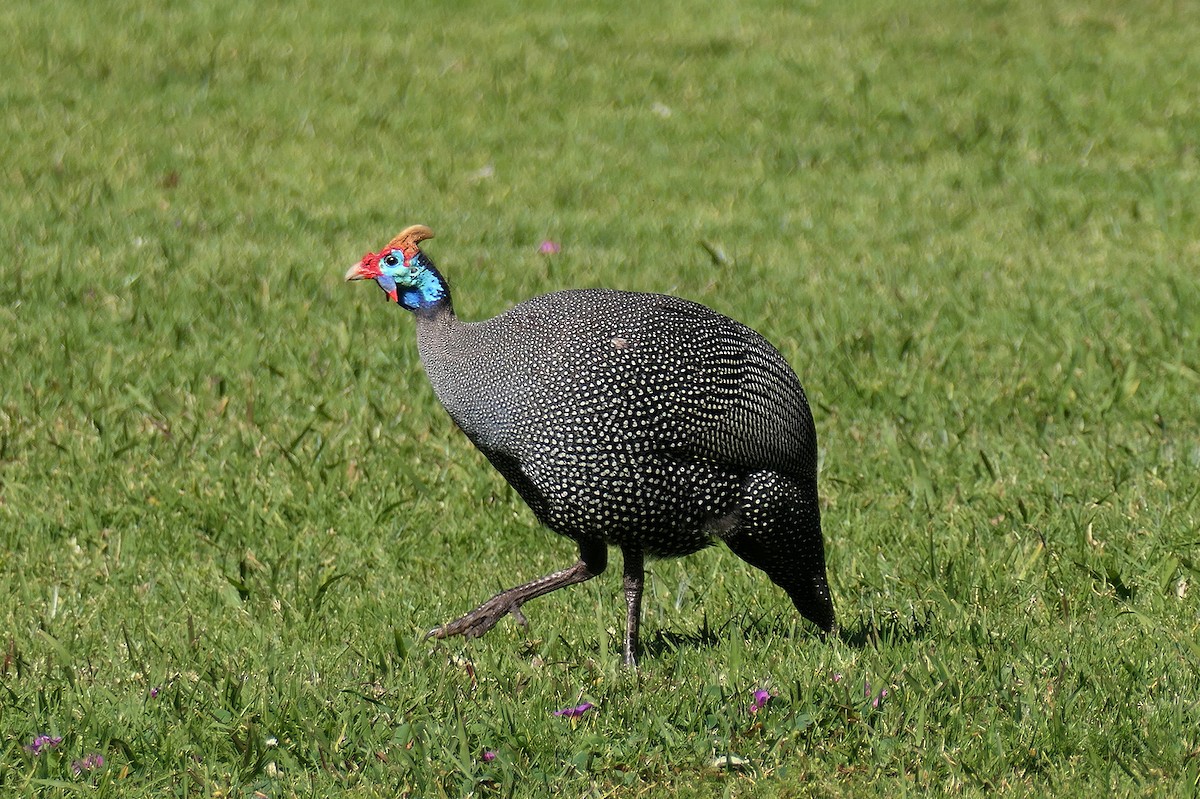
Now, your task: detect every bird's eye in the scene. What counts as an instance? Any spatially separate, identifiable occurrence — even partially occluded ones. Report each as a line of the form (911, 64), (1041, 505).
(384, 254), (400, 267)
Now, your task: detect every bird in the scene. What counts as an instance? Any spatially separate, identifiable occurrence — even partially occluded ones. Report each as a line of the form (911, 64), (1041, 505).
(345, 224), (834, 666)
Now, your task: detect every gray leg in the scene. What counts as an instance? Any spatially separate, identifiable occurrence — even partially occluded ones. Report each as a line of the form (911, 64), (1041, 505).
(622, 548), (645, 667)
(429, 541), (607, 641)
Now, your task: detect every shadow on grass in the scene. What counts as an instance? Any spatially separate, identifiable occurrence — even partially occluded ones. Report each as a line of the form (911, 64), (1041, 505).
(637, 607), (935, 659)
(835, 608), (936, 649)
(639, 626), (723, 659)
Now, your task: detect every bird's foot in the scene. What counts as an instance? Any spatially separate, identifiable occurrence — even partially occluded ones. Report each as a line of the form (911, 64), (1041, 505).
(427, 592), (528, 641)
(425, 557), (601, 643)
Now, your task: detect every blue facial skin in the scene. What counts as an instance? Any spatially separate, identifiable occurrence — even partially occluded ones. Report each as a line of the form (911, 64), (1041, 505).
(377, 250), (449, 310)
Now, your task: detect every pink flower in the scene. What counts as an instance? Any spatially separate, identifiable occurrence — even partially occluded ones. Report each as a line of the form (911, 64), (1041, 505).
(25, 734), (62, 755)
(482, 749), (497, 762)
(863, 680), (889, 708)
(538, 240), (561, 255)
(749, 689), (773, 713)
(72, 753), (105, 775)
(553, 702), (594, 718)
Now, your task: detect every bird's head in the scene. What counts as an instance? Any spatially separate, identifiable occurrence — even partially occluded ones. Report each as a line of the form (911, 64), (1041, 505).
(345, 224), (448, 310)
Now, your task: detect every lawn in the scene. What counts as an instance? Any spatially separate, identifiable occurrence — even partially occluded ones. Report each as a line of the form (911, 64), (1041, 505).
(2, 0), (1198, 796)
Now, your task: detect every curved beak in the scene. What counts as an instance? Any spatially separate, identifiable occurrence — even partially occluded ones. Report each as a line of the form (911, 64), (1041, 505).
(345, 260), (370, 281)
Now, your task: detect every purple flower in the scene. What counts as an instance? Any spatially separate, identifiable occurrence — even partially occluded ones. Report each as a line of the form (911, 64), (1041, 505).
(749, 689), (773, 713)
(482, 749), (497, 762)
(553, 702), (595, 718)
(831, 673), (843, 684)
(72, 753), (105, 775)
(149, 687), (160, 699)
(538, 240), (561, 255)
(25, 734), (63, 755)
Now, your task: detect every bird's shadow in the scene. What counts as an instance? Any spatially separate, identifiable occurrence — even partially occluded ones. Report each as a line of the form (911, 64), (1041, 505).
(637, 607), (934, 659)
(834, 608), (936, 649)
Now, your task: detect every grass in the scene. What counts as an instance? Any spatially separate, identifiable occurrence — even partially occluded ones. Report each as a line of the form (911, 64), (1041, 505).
(2, 0), (1199, 795)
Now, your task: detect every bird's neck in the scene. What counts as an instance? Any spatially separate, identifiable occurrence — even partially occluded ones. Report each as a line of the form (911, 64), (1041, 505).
(410, 269), (461, 345)
(400, 262), (452, 314)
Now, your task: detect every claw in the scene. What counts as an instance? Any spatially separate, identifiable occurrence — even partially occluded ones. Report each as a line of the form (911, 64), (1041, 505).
(429, 595), (514, 641)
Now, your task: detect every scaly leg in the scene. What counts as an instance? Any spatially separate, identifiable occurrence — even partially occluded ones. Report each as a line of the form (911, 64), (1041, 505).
(622, 547), (645, 667)
(429, 541), (607, 641)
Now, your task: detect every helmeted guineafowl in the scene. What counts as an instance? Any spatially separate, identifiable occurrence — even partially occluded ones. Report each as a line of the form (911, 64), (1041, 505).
(345, 224), (834, 666)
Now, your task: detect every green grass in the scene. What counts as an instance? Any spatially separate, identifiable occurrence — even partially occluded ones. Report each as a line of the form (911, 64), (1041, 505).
(2, 0), (1199, 795)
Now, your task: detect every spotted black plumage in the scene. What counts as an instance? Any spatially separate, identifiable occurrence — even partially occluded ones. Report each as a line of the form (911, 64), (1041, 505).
(346, 225), (835, 666)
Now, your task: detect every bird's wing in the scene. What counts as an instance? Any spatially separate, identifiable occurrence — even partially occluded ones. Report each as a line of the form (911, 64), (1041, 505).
(637, 299), (818, 481)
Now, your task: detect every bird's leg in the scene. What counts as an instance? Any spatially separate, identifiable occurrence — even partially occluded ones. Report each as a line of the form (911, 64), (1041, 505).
(622, 548), (645, 668)
(429, 541), (607, 642)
